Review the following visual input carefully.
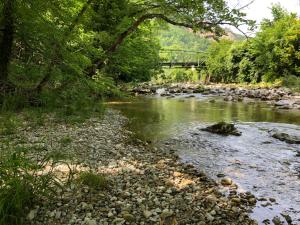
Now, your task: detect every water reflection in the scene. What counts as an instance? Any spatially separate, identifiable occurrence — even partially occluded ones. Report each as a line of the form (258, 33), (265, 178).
(109, 96), (300, 142)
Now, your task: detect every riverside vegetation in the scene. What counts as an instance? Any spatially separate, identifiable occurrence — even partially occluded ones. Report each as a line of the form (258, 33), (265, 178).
(0, 1), (299, 225)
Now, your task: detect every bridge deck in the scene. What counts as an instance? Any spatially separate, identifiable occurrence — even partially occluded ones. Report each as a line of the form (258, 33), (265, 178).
(160, 62), (205, 68)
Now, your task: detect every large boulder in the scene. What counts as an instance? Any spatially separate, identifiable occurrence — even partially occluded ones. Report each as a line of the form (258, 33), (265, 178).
(201, 122), (242, 136)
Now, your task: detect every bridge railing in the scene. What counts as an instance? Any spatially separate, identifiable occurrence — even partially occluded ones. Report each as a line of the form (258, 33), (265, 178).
(159, 49), (207, 68)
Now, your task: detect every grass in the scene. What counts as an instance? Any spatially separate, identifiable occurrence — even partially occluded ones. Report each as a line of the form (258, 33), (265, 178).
(60, 136), (73, 146)
(0, 114), (21, 135)
(78, 171), (109, 190)
(0, 146), (66, 225)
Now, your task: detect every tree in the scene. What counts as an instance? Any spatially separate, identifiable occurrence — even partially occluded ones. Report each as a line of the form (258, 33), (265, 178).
(89, 0), (255, 74)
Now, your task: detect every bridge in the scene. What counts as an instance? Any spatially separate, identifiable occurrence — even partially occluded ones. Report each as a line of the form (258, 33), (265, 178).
(159, 49), (207, 69)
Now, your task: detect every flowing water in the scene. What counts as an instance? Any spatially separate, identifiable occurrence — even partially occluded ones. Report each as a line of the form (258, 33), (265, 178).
(109, 94), (300, 225)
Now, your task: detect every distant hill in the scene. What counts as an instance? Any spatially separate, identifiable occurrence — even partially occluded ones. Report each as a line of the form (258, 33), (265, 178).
(223, 28), (246, 41)
(156, 25), (245, 53)
(156, 25), (212, 52)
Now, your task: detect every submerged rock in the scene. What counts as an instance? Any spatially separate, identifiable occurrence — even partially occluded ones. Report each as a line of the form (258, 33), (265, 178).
(271, 132), (300, 144)
(201, 122), (242, 136)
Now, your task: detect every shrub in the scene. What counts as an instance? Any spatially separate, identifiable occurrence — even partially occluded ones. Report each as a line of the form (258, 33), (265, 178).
(282, 75), (300, 92)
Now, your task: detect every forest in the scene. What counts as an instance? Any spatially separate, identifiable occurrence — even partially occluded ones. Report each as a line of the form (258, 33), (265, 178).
(0, 1), (300, 225)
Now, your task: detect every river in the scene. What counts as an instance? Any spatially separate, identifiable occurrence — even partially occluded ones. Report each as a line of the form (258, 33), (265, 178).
(109, 94), (300, 225)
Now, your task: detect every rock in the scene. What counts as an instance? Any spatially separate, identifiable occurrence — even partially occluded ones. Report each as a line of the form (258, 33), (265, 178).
(143, 210), (152, 218)
(206, 213), (214, 221)
(221, 177), (233, 186)
(217, 173), (225, 178)
(224, 96), (234, 101)
(201, 122), (242, 136)
(272, 132), (300, 144)
(84, 218), (97, 225)
(231, 198), (241, 204)
(160, 209), (173, 219)
(281, 213), (293, 224)
(112, 218), (125, 225)
(107, 212), (114, 218)
(248, 198), (257, 205)
(185, 95), (195, 98)
(275, 100), (293, 107)
(122, 213), (135, 222)
(272, 216), (282, 225)
(55, 211), (62, 219)
(27, 209), (38, 221)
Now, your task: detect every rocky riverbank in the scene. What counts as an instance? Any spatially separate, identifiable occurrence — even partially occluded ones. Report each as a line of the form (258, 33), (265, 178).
(2, 109), (259, 225)
(130, 83), (300, 110)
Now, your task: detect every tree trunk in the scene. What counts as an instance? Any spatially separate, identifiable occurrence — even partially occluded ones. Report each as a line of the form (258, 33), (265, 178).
(0, 0), (15, 91)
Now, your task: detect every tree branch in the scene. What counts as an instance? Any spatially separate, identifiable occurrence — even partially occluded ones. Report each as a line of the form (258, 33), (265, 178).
(36, 0), (94, 92)
(87, 13), (244, 75)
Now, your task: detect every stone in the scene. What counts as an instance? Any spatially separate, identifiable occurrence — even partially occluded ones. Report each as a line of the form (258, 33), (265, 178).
(224, 96), (234, 101)
(55, 211), (62, 219)
(275, 100), (293, 107)
(123, 213), (135, 222)
(272, 216), (282, 225)
(248, 198), (257, 205)
(201, 122), (242, 136)
(272, 132), (300, 144)
(84, 218), (97, 225)
(281, 213), (292, 224)
(27, 209), (38, 221)
(160, 209), (173, 219)
(221, 177), (233, 186)
(143, 210), (152, 218)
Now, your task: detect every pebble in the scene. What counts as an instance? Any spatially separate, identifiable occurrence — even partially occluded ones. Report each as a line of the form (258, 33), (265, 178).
(221, 177), (233, 186)
(12, 109), (258, 225)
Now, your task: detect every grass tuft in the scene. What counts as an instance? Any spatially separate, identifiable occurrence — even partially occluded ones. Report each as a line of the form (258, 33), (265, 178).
(78, 172), (109, 190)
(0, 146), (65, 225)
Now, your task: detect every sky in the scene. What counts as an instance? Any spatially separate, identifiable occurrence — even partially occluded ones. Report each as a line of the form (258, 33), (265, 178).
(227, 0), (300, 34)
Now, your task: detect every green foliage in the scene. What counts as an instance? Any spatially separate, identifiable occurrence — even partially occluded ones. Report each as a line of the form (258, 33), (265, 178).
(78, 171), (109, 190)
(0, 146), (64, 225)
(158, 25), (211, 61)
(106, 26), (161, 82)
(0, 0), (254, 109)
(156, 68), (199, 83)
(282, 75), (300, 92)
(0, 114), (20, 135)
(205, 40), (233, 83)
(201, 5), (299, 85)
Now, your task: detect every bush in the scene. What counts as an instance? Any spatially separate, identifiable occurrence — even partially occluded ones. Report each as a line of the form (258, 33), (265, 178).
(282, 75), (300, 92)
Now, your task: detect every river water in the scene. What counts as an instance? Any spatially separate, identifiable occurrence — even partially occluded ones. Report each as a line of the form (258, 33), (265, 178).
(109, 94), (300, 225)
